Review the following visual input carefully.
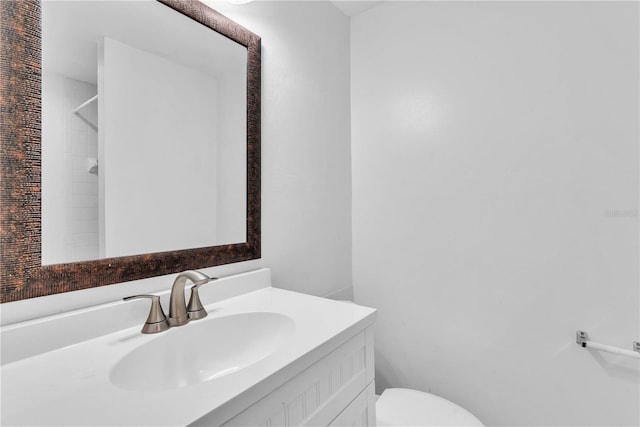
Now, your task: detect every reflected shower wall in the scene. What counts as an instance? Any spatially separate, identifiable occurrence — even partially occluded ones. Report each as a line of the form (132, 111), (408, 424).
(42, 71), (99, 264)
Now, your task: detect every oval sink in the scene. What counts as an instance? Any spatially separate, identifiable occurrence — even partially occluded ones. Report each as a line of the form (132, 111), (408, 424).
(110, 312), (295, 391)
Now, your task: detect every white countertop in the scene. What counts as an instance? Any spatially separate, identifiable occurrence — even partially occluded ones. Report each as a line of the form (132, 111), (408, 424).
(1, 285), (376, 426)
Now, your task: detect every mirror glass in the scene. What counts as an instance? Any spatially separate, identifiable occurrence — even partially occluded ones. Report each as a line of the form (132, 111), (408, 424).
(41, 0), (247, 264)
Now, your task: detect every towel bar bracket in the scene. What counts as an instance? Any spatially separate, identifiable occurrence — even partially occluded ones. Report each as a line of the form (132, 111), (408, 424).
(576, 330), (588, 347)
(576, 330), (640, 359)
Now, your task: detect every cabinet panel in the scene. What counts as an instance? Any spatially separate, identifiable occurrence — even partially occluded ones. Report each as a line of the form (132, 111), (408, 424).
(329, 382), (376, 427)
(222, 328), (374, 427)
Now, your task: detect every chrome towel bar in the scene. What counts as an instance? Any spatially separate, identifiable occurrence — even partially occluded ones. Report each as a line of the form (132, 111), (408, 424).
(576, 331), (640, 359)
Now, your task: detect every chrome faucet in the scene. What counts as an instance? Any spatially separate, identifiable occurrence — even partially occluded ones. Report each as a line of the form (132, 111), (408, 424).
(122, 294), (170, 334)
(168, 270), (211, 327)
(124, 270), (215, 333)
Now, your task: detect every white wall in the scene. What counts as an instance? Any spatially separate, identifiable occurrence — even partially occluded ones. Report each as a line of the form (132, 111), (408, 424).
(42, 71), (99, 264)
(352, 2), (639, 426)
(2, 1), (352, 324)
(99, 37), (218, 257)
(41, 71), (67, 264)
(207, 0), (353, 299)
(216, 70), (247, 244)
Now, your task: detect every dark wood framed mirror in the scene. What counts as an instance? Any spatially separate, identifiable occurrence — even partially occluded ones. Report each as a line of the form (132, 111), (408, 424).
(0, 0), (261, 303)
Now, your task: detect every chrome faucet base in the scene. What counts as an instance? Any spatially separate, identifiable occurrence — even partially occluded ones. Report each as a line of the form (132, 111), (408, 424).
(143, 321), (170, 334)
(186, 282), (211, 321)
(126, 270), (216, 334)
(168, 270), (211, 326)
(168, 315), (190, 327)
(122, 294), (170, 334)
(188, 309), (208, 321)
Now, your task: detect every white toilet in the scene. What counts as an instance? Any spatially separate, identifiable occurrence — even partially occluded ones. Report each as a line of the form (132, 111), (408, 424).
(336, 302), (483, 426)
(376, 388), (484, 426)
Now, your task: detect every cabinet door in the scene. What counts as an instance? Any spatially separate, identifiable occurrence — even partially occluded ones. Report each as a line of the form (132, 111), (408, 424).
(221, 329), (374, 427)
(329, 382), (376, 427)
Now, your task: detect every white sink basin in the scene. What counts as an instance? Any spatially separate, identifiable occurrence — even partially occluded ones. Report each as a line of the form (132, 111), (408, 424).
(110, 312), (295, 391)
(2, 274), (377, 427)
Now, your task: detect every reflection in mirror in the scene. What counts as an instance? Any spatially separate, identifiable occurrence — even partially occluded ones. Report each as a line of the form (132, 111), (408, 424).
(41, 1), (247, 264)
(0, 0), (260, 303)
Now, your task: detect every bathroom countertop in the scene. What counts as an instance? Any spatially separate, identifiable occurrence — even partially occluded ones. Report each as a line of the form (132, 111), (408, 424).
(1, 287), (376, 426)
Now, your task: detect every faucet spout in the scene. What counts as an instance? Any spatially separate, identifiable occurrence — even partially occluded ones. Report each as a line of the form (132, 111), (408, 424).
(168, 270), (210, 327)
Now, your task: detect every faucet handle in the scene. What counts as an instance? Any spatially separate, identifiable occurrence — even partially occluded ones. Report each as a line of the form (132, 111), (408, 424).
(123, 294), (170, 334)
(187, 278), (217, 321)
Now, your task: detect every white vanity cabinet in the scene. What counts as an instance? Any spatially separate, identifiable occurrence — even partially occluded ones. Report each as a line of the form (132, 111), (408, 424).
(192, 327), (376, 427)
(1, 269), (377, 427)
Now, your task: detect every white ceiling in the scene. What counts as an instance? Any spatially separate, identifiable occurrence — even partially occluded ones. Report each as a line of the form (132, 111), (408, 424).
(43, 1), (246, 85)
(330, 1), (383, 17)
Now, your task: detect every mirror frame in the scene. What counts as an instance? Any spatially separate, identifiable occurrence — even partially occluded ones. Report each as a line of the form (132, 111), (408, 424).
(0, 0), (261, 303)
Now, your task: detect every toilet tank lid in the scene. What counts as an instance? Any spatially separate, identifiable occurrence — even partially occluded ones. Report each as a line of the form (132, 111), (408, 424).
(376, 388), (484, 427)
